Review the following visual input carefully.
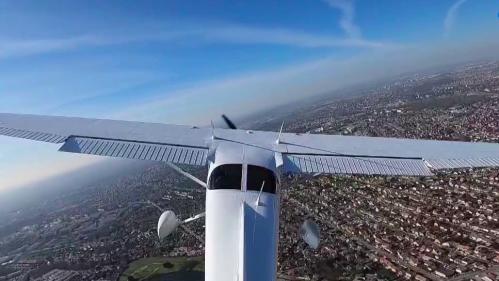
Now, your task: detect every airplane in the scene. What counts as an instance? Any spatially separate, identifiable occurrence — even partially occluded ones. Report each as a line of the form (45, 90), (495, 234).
(1, 112), (499, 281)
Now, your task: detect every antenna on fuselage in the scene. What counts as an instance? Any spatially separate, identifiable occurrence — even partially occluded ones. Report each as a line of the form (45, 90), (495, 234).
(255, 181), (266, 207)
(276, 121), (285, 144)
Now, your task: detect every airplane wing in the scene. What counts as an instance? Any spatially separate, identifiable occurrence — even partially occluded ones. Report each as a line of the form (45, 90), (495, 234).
(0, 113), (212, 166)
(277, 132), (499, 176)
(1, 113), (499, 176)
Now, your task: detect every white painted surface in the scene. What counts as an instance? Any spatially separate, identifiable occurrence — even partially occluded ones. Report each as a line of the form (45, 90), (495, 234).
(205, 189), (279, 281)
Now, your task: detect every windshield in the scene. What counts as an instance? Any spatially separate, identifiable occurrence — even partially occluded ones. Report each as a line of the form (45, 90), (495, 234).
(246, 165), (276, 194)
(208, 164), (242, 190)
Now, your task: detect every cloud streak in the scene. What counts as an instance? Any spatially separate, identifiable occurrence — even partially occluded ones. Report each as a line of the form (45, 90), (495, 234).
(444, 0), (469, 37)
(198, 25), (387, 48)
(0, 23), (392, 60)
(0, 1), (390, 60)
(0, 35), (120, 59)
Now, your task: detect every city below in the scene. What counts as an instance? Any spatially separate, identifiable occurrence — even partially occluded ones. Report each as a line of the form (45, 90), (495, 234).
(0, 60), (498, 281)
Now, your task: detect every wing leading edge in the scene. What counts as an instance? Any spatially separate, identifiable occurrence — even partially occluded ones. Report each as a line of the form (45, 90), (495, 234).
(0, 113), (212, 166)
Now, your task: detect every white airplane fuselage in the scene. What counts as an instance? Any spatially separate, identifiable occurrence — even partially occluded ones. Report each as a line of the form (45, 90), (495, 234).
(205, 141), (281, 281)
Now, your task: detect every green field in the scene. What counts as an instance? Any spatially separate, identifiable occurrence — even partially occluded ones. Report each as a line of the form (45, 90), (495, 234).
(120, 256), (204, 281)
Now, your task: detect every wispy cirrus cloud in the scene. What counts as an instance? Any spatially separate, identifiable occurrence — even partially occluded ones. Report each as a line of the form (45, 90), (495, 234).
(0, 0), (392, 60)
(444, 0), (469, 37)
(320, 0), (391, 51)
(0, 23), (394, 60)
(0, 35), (113, 59)
(323, 0), (362, 39)
(197, 25), (388, 48)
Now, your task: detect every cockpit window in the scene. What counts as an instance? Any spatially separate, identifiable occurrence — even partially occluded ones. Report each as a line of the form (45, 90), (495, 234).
(208, 164), (242, 190)
(247, 165), (276, 194)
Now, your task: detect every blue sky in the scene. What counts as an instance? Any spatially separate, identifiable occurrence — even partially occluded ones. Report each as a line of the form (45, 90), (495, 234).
(0, 0), (498, 191)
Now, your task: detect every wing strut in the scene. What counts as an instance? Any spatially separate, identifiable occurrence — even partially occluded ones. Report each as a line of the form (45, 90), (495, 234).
(166, 162), (207, 188)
